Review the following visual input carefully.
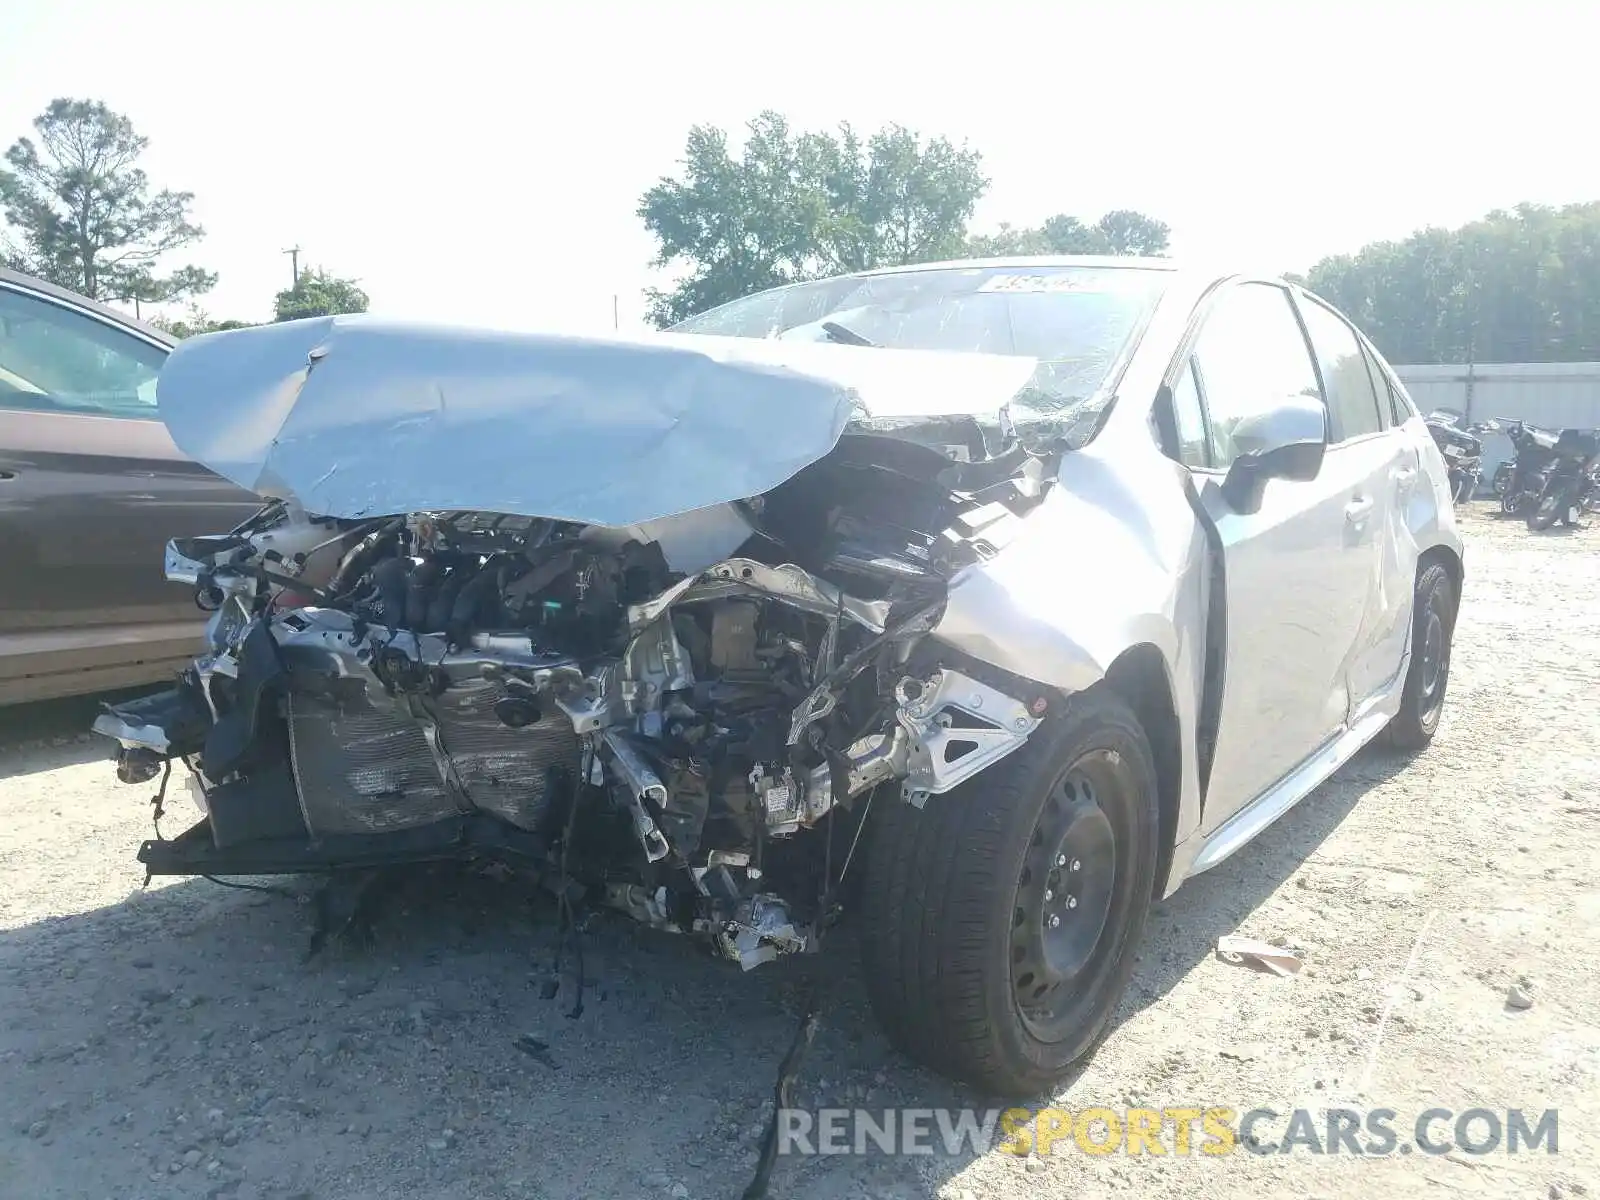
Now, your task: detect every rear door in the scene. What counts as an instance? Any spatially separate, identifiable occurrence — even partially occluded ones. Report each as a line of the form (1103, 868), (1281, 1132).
(0, 280), (259, 660)
(1292, 294), (1419, 713)
(1170, 282), (1376, 830)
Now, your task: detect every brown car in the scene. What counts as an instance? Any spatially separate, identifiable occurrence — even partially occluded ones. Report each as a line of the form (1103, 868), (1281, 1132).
(0, 268), (260, 704)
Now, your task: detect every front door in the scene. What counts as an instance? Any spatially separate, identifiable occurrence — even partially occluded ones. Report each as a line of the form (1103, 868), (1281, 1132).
(1170, 282), (1376, 830)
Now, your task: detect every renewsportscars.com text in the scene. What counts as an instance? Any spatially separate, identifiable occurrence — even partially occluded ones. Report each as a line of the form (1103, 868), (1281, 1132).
(776, 1106), (1559, 1158)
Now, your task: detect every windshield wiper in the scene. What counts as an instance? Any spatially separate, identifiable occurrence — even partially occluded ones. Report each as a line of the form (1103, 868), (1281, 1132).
(820, 320), (875, 347)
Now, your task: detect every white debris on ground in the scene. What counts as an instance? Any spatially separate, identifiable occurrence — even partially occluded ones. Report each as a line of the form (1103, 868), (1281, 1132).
(0, 508), (1596, 1200)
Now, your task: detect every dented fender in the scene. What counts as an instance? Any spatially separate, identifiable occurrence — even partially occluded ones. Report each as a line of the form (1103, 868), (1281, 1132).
(930, 428), (1212, 862)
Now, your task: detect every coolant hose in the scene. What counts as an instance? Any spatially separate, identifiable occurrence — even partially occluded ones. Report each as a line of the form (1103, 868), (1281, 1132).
(327, 521), (402, 597)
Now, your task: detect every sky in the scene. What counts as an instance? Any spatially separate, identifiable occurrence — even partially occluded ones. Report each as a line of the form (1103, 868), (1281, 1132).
(4, 0), (1597, 335)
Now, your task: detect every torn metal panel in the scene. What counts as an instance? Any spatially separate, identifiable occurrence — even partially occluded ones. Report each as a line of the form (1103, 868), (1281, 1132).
(156, 316), (1037, 525)
(626, 557), (893, 634)
(893, 669), (1041, 806)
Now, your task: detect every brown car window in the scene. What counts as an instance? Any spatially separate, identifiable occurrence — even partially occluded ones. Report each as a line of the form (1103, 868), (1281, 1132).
(0, 286), (165, 420)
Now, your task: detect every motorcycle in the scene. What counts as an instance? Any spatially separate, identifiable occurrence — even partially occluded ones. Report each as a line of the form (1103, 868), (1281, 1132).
(1524, 427), (1600, 530)
(1486, 418), (1563, 516)
(1423, 409), (1484, 504)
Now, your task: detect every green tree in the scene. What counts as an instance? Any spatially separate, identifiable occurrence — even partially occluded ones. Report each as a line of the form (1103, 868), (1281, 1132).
(148, 303), (253, 340)
(1304, 202), (1600, 364)
(639, 112), (987, 326)
(1094, 210), (1172, 255)
(966, 210), (1171, 257)
(273, 267), (369, 322)
(0, 98), (215, 303)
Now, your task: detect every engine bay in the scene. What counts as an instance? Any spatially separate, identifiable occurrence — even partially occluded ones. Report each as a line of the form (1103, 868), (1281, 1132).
(97, 436), (1054, 970)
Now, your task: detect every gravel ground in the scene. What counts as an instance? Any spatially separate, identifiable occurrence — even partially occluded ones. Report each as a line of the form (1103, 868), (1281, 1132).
(1, 507), (1596, 1200)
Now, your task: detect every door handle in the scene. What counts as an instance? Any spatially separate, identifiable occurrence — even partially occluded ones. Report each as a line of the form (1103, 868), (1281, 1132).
(0, 469), (17, 481)
(1345, 496), (1375, 522)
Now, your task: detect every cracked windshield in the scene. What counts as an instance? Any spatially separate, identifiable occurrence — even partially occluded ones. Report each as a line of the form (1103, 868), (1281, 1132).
(673, 264), (1168, 442)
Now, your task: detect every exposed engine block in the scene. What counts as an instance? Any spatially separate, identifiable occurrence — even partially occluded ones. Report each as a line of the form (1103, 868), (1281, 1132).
(103, 490), (1046, 970)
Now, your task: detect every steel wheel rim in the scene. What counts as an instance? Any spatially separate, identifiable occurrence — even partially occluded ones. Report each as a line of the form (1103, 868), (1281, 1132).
(1419, 606), (1447, 718)
(1010, 752), (1120, 1036)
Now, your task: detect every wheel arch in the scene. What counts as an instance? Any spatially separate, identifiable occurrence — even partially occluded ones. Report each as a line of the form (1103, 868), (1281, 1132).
(1417, 542), (1464, 620)
(1102, 643), (1182, 898)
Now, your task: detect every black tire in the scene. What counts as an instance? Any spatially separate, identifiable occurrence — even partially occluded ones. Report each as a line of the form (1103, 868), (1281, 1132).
(1527, 484), (1565, 531)
(1384, 562), (1456, 751)
(859, 688), (1159, 1095)
(1498, 469), (1528, 516)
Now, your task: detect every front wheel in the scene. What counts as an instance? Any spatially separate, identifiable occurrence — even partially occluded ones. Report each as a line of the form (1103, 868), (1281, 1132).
(1384, 562), (1457, 751)
(860, 688), (1159, 1095)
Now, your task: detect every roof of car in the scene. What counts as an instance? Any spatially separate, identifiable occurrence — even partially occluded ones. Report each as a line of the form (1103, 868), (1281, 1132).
(843, 256), (1311, 299)
(0, 265), (178, 349)
(849, 254), (1183, 277)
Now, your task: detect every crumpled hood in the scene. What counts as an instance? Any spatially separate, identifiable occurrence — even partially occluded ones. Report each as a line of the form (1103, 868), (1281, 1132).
(156, 316), (1037, 526)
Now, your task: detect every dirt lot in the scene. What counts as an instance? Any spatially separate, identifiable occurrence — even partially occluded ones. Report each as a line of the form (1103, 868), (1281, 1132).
(1, 508), (1596, 1200)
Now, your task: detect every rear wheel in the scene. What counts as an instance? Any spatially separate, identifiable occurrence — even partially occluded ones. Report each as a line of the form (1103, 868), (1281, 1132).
(1384, 562), (1456, 751)
(1527, 482), (1566, 531)
(1498, 469), (1526, 515)
(860, 689), (1159, 1095)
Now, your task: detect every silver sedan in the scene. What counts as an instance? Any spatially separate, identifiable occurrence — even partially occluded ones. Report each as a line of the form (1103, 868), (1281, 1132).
(95, 257), (1462, 1096)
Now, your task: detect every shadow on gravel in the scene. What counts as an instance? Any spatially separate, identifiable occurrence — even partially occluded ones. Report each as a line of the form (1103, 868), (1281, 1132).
(0, 735), (108, 782)
(0, 841), (937, 1200)
(0, 687), (160, 779)
(0, 743), (1413, 1200)
(1131, 743), (1418, 1013)
(1530, 524), (1585, 537)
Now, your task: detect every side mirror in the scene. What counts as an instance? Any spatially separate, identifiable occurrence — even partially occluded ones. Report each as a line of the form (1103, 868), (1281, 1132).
(1220, 394), (1328, 513)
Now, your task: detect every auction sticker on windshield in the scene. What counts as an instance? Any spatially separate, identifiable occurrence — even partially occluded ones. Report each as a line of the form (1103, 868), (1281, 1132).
(977, 268), (1163, 295)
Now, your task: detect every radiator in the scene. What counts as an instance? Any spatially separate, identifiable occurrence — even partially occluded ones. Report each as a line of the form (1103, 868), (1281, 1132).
(286, 674), (579, 838)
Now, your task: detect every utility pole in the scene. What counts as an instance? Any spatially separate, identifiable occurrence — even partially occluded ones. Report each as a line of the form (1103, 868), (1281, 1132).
(1463, 267), (1478, 423)
(283, 246), (301, 289)
(612, 294), (619, 331)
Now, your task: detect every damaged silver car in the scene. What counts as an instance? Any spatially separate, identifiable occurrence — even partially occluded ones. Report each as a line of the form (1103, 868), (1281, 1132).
(94, 259), (1462, 1095)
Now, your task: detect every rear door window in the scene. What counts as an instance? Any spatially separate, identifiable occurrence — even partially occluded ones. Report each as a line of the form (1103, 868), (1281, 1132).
(1362, 345), (1413, 426)
(1295, 296), (1386, 442)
